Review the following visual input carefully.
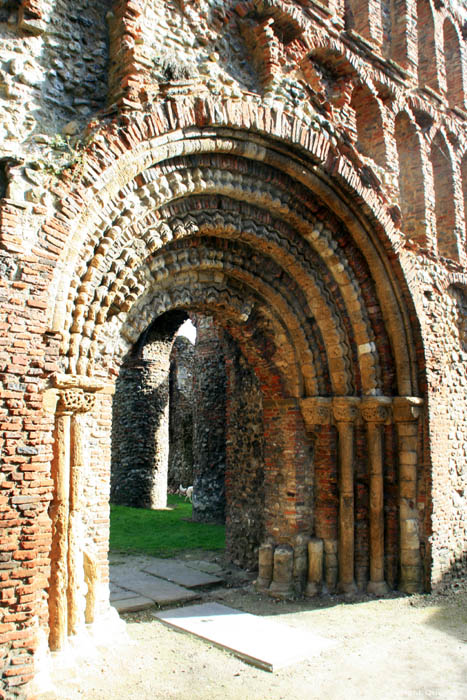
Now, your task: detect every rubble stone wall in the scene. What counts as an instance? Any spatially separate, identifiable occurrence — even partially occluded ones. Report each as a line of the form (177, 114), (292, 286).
(224, 334), (264, 570)
(168, 336), (195, 491)
(111, 311), (186, 509)
(191, 316), (227, 524)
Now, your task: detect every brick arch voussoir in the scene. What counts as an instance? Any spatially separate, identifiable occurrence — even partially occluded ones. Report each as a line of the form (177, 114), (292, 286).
(65, 165), (384, 395)
(76, 207), (374, 396)
(81, 244), (330, 397)
(117, 278), (301, 400)
(45, 97), (418, 395)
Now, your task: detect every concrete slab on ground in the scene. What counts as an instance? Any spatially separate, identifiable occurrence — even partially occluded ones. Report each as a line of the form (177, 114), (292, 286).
(142, 558), (224, 589)
(154, 602), (332, 672)
(110, 567), (199, 606)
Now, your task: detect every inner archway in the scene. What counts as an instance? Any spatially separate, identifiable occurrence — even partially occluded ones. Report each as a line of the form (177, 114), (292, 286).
(111, 309), (266, 569)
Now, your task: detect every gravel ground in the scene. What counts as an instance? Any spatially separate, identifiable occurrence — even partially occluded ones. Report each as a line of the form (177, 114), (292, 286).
(38, 553), (467, 700)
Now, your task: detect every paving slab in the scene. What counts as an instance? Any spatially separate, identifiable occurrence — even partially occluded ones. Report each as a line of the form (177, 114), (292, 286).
(110, 583), (139, 601)
(154, 602), (332, 672)
(141, 559), (224, 589)
(110, 568), (199, 606)
(111, 596), (155, 613)
(184, 560), (223, 575)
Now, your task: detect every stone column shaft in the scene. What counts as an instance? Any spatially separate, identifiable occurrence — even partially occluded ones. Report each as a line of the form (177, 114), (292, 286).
(333, 397), (359, 593)
(49, 382), (100, 649)
(67, 394), (94, 636)
(337, 420), (355, 590)
(393, 397), (423, 593)
(49, 410), (71, 651)
(67, 412), (81, 636)
(367, 422), (385, 586)
(362, 398), (391, 595)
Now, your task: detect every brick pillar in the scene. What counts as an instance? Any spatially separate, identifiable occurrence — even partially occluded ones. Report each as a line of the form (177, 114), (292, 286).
(261, 397), (312, 595)
(263, 398), (312, 543)
(300, 397), (333, 595)
(393, 397), (424, 593)
(361, 397), (392, 595)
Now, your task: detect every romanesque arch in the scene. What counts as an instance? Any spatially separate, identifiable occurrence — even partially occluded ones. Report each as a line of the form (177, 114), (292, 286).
(1, 2), (466, 696)
(34, 100), (426, 658)
(395, 111), (427, 246)
(430, 131), (458, 260)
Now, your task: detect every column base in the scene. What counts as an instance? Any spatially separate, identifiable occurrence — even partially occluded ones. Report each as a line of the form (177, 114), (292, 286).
(338, 580), (358, 594)
(255, 577), (272, 593)
(268, 581), (294, 599)
(367, 580), (389, 595)
(305, 581), (320, 597)
(399, 581), (423, 594)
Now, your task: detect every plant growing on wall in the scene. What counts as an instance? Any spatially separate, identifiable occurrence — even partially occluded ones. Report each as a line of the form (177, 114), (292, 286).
(153, 52), (198, 82)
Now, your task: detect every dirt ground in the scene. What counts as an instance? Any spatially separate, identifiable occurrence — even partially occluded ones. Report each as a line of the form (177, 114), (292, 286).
(40, 551), (467, 700)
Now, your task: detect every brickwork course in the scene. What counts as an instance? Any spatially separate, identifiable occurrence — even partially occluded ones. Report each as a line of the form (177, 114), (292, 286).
(0, 0), (466, 696)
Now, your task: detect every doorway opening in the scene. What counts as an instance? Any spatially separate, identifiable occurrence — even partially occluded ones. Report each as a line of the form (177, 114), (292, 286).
(110, 310), (265, 570)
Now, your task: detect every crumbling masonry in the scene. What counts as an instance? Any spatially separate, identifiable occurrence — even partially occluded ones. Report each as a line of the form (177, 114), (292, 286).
(0, 0), (466, 696)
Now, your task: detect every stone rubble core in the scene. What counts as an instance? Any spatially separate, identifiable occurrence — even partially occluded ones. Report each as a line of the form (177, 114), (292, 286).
(0, 0), (465, 697)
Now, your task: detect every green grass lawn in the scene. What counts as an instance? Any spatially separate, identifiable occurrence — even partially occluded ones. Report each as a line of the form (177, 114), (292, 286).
(109, 494), (225, 557)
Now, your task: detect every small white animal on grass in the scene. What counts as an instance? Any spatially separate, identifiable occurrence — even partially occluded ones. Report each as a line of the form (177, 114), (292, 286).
(178, 485), (193, 502)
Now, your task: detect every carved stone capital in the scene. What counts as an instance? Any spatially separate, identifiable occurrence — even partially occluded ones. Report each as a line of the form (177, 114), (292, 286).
(57, 389), (84, 414)
(79, 392), (97, 413)
(393, 397), (423, 423)
(57, 389), (96, 414)
(361, 397), (392, 424)
(332, 397), (360, 423)
(300, 397), (332, 429)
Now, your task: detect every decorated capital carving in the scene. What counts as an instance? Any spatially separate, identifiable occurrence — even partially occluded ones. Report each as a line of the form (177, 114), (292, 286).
(79, 392), (97, 413)
(57, 389), (84, 414)
(300, 398), (332, 430)
(57, 389), (96, 414)
(393, 397), (423, 423)
(360, 397), (392, 424)
(332, 397), (360, 423)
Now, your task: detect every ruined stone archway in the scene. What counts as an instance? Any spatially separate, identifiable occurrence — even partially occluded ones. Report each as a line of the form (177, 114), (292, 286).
(39, 108), (424, 658)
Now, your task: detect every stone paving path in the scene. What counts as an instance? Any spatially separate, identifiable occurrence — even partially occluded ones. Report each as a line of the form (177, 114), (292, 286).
(110, 556), (226, 613)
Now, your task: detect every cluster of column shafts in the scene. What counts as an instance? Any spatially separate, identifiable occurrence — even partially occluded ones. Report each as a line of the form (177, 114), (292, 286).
(257, 395), (423, 597)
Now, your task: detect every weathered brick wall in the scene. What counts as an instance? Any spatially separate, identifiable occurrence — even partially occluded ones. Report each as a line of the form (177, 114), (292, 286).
(0, 0), (465, 695)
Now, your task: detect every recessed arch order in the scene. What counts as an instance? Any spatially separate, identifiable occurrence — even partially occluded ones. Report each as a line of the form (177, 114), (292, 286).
(48, 113), (420, 399)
